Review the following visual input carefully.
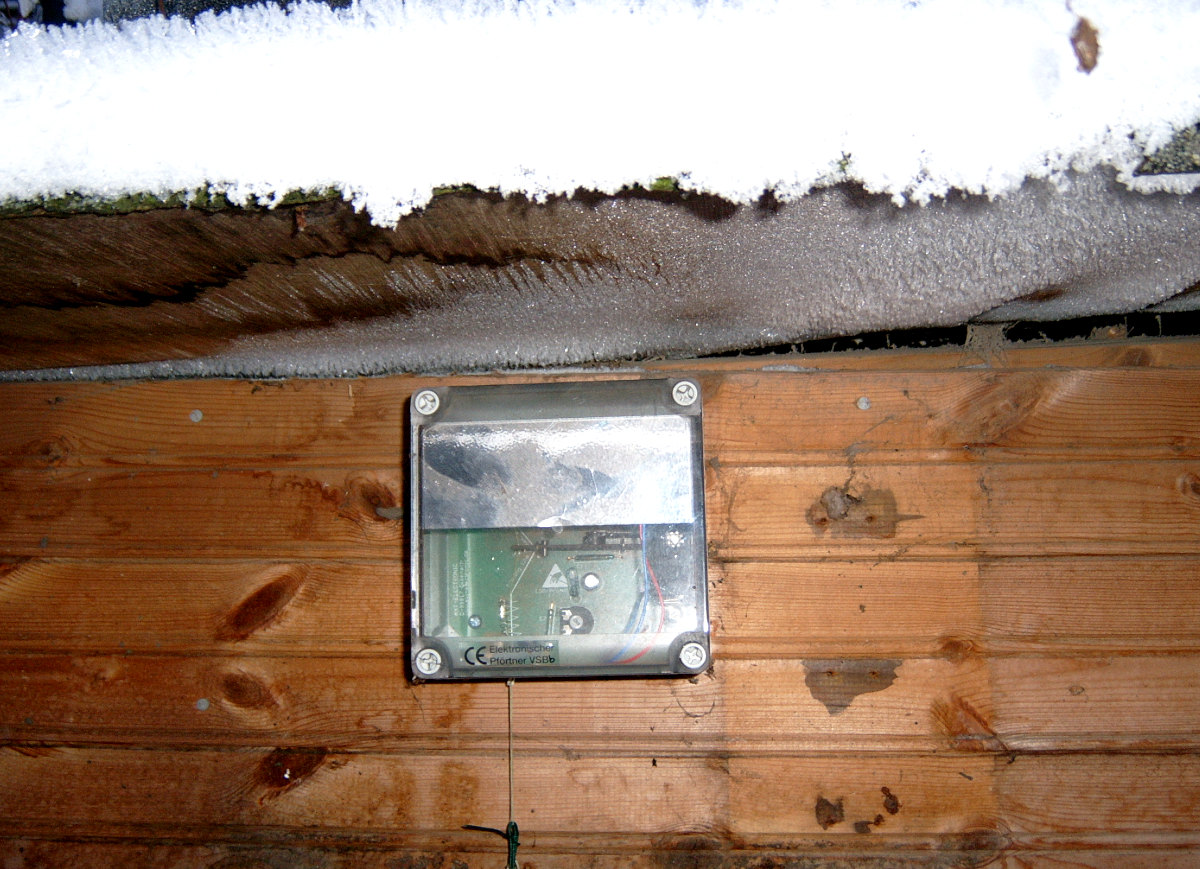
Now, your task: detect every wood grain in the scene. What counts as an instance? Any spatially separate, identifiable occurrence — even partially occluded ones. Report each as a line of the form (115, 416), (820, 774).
(3, 460), (1198, 558)
(1, 655), (1197, 754)
(4, 364), (1200, 470)
(2, 749), (1197, 841)
(710, 461), (1200, 559)
(0, 467), (404, 557)
(1, 340), (1198, 864)
(4, 557), (1198, 656)
(5, 840), (1200, 869)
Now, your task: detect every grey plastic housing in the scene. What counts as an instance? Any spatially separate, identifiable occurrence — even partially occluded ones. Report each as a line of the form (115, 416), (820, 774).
(409, 378), (710, 681)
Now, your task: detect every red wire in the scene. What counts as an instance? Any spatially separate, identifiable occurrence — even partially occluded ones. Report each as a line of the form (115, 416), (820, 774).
(620, 560), (665, 664)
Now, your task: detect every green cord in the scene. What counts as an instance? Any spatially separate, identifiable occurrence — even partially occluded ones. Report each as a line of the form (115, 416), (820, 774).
(463, 679), (520, 866)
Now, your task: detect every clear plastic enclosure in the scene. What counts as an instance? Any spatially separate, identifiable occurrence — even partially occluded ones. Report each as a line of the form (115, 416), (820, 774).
(409, 379), (709, 681)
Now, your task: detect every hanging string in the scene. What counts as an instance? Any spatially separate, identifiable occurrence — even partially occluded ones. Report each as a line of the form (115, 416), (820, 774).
(463, 678), (519, 868)
(507, 677), (515, 826)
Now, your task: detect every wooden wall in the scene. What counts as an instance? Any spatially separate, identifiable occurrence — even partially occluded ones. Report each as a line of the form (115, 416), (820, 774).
(1, 339), (1199, 867)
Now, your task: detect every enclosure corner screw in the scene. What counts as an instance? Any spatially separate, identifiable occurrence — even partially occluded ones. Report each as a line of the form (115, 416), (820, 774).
(413, 390), (440, 415)
(414, 648), (443, 676)
(678, 641), (707, 670)
(672, 380), (699, 407)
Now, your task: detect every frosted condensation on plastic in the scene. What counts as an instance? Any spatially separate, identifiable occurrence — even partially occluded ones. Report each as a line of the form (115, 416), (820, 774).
(421, 416), (694, 530)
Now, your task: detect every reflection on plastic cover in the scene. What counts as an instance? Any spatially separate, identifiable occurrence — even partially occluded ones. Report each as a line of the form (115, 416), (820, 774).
(420, 416), (694, 529)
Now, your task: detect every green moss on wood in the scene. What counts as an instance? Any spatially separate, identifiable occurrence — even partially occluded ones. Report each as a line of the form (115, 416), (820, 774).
(0, 186), (342, 218)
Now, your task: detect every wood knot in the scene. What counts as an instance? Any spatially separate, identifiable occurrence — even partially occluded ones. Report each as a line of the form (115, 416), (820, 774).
(0, 557), (31, 580)
(1119, 347), (1153, 367)
(34, 435), (73, 468)
(944, 822), (1013, 864)
(255, 747), (327, 792)
(338, 473), (404, 537)
(937, 636), (982, 663)
(931, 695), (1007, 753)
(1177, 472), (1200, 502)
(222, 672), (278, 710)
(217, 570), (303, 641)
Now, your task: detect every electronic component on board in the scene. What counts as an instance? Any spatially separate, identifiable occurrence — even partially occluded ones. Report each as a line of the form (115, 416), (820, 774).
(409, 379), (710, 681)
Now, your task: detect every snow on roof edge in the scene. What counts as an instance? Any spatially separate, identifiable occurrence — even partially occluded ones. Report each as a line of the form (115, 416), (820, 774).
(3, 0), (1200, 226)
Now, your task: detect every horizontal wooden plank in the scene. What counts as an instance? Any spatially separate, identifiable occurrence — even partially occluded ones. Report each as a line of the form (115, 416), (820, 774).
(717, 556), (1200, 657)
(0, 468), (403, 557)
(705, 368), (1200, 464)
(730, 754), (1200, 836)
(5, 837), (1198, 869)
(3, 365), (1199, 469)
(0, 749), (728, 834)
(5, 460), (1199, 560)
(4, 557), (1197, 658)
(4, 655), (1198, 754)
(710, 461), (1200, 559)
(2, 749), (1197, 840)
(0, 560), (404, 654)
(0, 378), (405, 470)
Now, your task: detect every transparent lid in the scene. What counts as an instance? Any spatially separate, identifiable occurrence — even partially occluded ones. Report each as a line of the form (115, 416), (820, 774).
(409, 379), (710, 681)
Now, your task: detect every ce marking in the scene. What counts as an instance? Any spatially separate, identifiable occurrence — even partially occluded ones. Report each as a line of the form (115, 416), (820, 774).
(464, 646), (489, 666)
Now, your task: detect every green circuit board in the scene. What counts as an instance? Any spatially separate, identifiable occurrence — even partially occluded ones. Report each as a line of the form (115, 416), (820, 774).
(422, 525), (655, 638)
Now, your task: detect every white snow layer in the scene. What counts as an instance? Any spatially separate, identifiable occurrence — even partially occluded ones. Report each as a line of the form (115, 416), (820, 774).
(3, 0), (1200, 225)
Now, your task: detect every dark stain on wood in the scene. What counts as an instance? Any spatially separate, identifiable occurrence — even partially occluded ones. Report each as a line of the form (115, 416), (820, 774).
(881, 786), (901, 815)
(254, 747), (326, 792)
(805, 486), (915, 538)
(803, 659), (901, 715)
(853, 815), (883, 833)
(217, 572), (303, 641)
(814, 796), (845, 829)
(222, 672), (278, 710)
(931, 695), (1007, 753)
(1071, 16), (1100, 73)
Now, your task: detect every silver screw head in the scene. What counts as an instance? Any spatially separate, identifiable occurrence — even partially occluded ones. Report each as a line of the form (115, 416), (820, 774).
(413, 389), (440, 415)
(678, 641), (708, 670)
(413, 647), (443, 676)
(467, 614), (482, 629)
(672, 380), (699, 407)
(856, 396), (872, 411)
